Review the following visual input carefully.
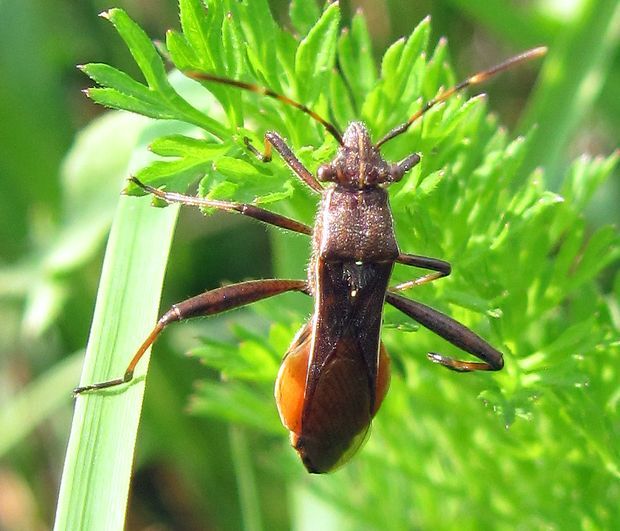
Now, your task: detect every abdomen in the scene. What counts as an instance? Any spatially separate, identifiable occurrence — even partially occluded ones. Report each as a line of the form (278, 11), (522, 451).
(275, 259), (393, 473)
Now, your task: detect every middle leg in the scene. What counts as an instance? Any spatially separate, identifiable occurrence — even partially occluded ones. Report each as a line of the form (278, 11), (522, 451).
(391, 253), (452, 292)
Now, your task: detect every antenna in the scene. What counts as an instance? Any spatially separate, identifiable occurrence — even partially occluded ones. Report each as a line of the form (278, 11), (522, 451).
(376, 46), (547, 148)
(186, 72), (344, 145)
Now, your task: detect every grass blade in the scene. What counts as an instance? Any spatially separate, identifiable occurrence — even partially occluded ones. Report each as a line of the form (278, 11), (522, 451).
(54, 195), (178, 530)
(518, 0), (620, 185)
(0, 351), (84, 457)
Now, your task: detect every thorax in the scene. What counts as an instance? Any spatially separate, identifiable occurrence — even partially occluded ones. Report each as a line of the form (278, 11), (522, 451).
(312, 186), (399, 264)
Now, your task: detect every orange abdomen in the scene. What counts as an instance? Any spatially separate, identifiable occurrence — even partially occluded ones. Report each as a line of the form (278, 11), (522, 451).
(274, 323), (390, 472)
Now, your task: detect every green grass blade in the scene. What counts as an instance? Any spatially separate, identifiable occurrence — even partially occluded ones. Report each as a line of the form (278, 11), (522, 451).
(518, 0), (620, 185)
(229, 426), (263, 531)
(0, 351), (83, 457)
(445, 0), (554, 46)
(53, 195), (178, 530)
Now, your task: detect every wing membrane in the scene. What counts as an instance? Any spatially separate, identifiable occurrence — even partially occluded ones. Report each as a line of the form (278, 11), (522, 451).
(295, 260), (392, 472)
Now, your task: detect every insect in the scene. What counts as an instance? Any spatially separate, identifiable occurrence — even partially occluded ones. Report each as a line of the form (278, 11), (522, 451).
(75, 46), (547, 473)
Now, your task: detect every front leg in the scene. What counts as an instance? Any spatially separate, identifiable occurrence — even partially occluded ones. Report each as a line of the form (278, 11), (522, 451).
(74, 279), (309, 394)
(391, 253), (452, 291)
(130, 177), (312, 236)
(244, 132), (323, 193)
(386, 291), (504, 372)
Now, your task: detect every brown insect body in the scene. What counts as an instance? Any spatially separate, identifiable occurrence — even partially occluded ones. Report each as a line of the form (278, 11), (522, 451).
(74, 46), (546, 474)
(276, 123), (402, 472)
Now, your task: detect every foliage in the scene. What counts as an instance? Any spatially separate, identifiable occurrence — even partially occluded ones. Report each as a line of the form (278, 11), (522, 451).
(0, 0), (617, 530)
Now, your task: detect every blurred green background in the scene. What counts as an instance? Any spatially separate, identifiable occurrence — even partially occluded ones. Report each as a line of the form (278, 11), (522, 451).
(0, 0), (618, 529)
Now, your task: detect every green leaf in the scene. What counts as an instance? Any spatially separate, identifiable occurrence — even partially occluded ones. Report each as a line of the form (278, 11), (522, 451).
(165, 29), (199, 71)
(101, 9), (170, 91)
(213, 155), (263, 180)
(126, 136), (232, 192)
(423, 36), (452, 99)
(561, 152), (619, 210)
(571, 225), (620, 287)
(190, 380), (282, 434)
(337, 11), (376, 110)
(134, 158), (211, 191)
(234, 0), (278, 81)
(193, 325), (280, 382)
(203, 156), (295, 204)
(222, 11), (244, 79)
(289, 0), (321, 35)
(394, 16), (433, 102)
(178, 0), (219, 70)
(378, 38), (404, 92)
(294, 2), (340, 103)
(101, 8), (229, 138)
(12, 110), (151, 337)
(329, 69), (356, 129)
(149, 134), (232, 158)
(80, 63), (154, 102)
(87, 87), (176, 120)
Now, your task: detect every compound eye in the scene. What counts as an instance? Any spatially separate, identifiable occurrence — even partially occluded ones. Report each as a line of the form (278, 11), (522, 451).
(317, 163), (336, 182)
